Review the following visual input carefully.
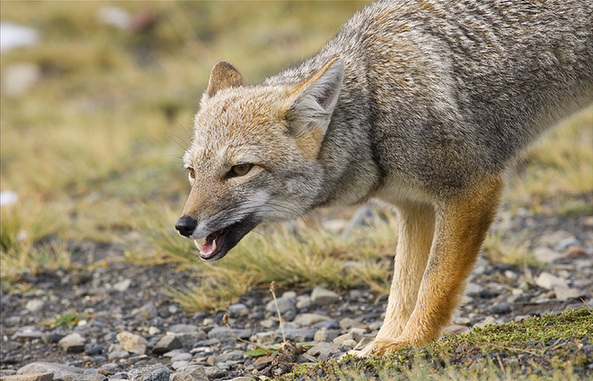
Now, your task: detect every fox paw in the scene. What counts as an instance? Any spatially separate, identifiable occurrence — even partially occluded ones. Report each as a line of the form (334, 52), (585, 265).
(348, 337), (411, 357)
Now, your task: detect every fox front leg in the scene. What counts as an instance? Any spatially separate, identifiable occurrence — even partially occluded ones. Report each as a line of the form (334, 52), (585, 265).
(360, 175), (504, 356)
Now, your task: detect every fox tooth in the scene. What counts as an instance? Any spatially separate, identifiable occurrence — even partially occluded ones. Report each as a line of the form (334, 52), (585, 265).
(211, 237), (218, 252)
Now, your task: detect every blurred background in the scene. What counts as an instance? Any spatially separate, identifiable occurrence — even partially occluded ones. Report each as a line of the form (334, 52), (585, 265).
(1, 1), (591, 309)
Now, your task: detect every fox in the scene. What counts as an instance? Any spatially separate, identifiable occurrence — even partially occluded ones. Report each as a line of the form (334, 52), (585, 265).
(175, 0), (593, 355)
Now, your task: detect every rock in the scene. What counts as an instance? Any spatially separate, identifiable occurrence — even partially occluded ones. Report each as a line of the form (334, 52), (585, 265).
(465, 282), (484, 296)
(533, 247), (564, 264)
(171, 362), (190, 371)
(348, 328), (366, 342)
(1, 372), (53, 381)
(295, 295), (311, 309)
(554, 286), (586, 301)
(338, 318), (361, 330)
(265, 298), (296, 320)
(4, 316), (20, 327)
(280, 328), (315, 342)
(306, 342), (343, 361)
(310, 287), (339, 305)
(202, 367), (226, 379)
(167, 324), (198, 334)
(25, 299), (45, 313)
(85, 345), (104, 356)
(333, 332), (356, 346)
(442, 324), (471, 336)
(108, 351), (129, 361)
(255, 331), (278, 346)
(131, 302), (158, 320)
(116, 331), (148, 354)
(96, 364), (119, 376)
(128, 364), (170, 381)
(314, 319), (339, 329)
(253, 356), (273, 371)
(171, 352), (193, 362)
(152, 335), (182, 355)
(12, 327), (43, 342)
(228, 304), (248, 317)
(555, 237), (580, 252)
(535, 272), (568, 290)
(112, 279), (131, 292)
(17, 363), (84, 380)
(170, 367), (208, 381)
(491, 302), (511, 315)
(207, 326), (250, 343)
(293, 313), (330, 326)
(166, 324), (206, 347)
(68, 374), (105, 381)
(58, 333), (86, 353)
(314, 329), (341, 343)
(41, 332), (65, 344)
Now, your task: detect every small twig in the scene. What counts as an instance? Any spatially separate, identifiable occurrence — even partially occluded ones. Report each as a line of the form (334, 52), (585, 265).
(223, 313), (266, 349)
(270, 281), (286, 343)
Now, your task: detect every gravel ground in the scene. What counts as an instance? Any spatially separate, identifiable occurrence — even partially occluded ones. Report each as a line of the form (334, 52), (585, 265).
(1, 208), (592, 380)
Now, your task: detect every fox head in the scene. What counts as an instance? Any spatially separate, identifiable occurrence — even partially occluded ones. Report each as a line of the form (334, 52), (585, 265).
(175, 59), (344, 261)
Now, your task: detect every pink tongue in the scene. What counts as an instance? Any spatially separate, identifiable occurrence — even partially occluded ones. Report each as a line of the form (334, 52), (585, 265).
(196, 231), (221, 256)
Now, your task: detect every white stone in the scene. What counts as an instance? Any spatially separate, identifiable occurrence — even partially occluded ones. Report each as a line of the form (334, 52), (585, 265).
(535, 272), (568, 290)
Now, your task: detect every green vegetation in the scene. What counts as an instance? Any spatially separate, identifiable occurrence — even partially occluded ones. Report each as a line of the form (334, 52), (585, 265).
(282, 307), (593, 380)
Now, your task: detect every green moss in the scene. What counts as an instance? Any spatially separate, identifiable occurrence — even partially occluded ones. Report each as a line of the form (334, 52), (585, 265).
(280, 308), (593, 380)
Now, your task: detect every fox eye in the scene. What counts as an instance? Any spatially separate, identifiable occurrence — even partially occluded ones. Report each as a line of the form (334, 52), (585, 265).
(226, 163), (253, 179)
(186, 167), (195, 179)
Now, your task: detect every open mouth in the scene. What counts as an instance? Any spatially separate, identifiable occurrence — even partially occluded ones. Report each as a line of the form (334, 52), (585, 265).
(193, 216), (260, 261)
(194, 229), (226, 260)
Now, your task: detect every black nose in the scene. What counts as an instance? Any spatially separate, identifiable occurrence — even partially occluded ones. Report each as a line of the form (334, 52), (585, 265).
(175, 216), (197, 237)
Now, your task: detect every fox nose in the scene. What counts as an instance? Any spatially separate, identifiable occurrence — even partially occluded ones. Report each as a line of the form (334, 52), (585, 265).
(175, 216), (197, 237)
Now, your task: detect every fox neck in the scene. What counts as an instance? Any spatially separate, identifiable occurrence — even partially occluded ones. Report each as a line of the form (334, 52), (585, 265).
(268, 57), (384, 208)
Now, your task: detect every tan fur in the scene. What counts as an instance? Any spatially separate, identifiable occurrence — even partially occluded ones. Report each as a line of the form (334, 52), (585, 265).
(177, 0), (593, 355)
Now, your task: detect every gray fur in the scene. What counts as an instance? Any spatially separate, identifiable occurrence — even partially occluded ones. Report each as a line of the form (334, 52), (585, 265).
(265, 0), (593, 202)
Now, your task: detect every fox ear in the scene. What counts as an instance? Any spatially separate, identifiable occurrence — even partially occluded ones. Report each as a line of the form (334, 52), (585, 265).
(286, 58), (344, 136)
(206, 61), (245, 97)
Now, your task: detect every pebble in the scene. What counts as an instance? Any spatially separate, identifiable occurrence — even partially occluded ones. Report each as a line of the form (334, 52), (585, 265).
(306, 342), (343, 361)
(280, 328), (315, 342)
(207, 326), (250, 343)
(228, 304), (248, 317)
(25, 299), (45, 313)
(170, 367), (208, 381)
(254, 331), (278, 346)
(310, 287), (339, 305)
(12, 328), (43, 342)
(293, 313), (330, 326)
(1, 372), (53, 381)
(17, 363), (84, 380)
(152, 335), (182, 355)
(131, 302), (158, 320)
(128, 364), (169, 381)
(116, 331), (148, 355)
(112, 279), (131, 292)
(265, 298), (296, 320)
(58, 333), (86, 353)
(535, 272), (568, 290)
(3, 211), (592, 380)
